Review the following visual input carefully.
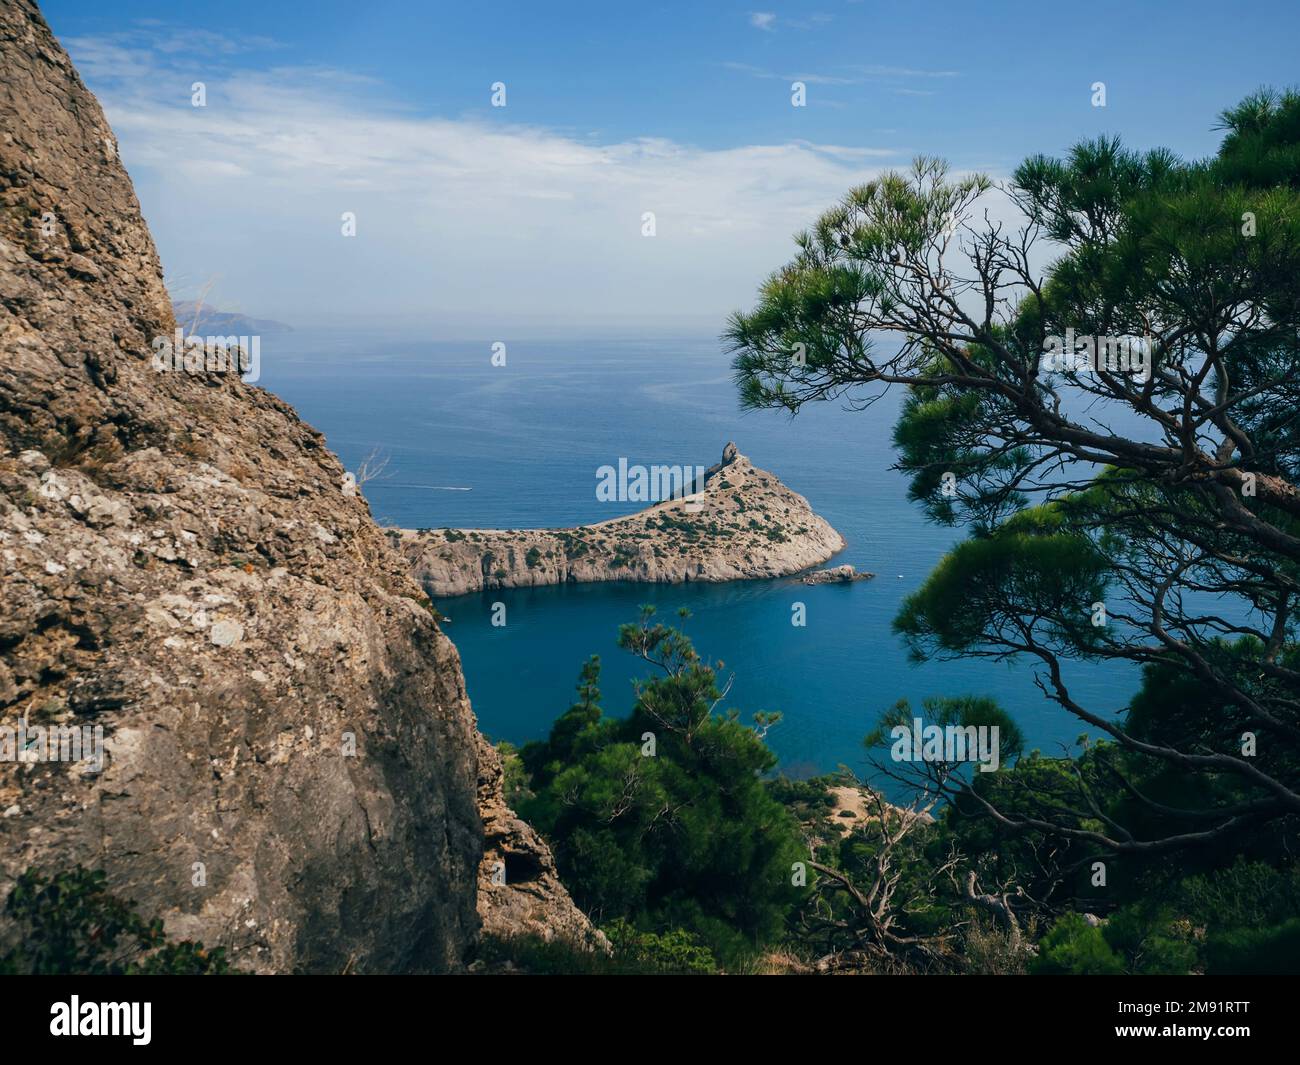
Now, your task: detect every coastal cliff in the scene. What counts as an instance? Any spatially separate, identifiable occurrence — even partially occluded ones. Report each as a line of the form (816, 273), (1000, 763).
(0, 0), (593, 972)
(397, 442), (846, 598)
(475, 735), (609, 953)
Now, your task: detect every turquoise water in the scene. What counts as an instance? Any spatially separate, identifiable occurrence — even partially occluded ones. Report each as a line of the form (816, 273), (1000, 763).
(255, 327), (1136, 779)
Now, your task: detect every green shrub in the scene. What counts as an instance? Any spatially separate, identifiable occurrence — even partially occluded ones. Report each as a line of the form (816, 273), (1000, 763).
(602, 919), (716, 974)
(1030, 913), (1125, 975)
(1102, 905), (1197, 975)
(1206, 918), (1300, 974)
(0, 866), (238, 975)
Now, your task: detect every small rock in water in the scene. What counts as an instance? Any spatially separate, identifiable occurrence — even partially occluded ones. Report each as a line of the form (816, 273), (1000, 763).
(799, 564), (875, 585)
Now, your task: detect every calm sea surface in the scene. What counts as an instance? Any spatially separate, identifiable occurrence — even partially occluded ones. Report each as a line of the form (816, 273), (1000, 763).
(255, 327), (1136, 781)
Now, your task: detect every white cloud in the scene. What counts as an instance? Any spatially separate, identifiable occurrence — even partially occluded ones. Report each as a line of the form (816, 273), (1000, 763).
(854, 65), (959, 79)
(65, 30), (909, 329)
(749, 12), (777, 31)
(722, 61), (860, 86)
(724, 60), (961, 92)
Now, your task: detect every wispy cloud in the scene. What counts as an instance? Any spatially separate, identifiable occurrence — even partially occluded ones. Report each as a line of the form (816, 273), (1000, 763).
(65, 25), (906, 326)
(66, 25), (281, 70)
(855, 65), (960, 79)
(746, 11), (836, 31)
(722, 61), (858, 86)
(725, 60), (960, 91)
(783, 13), (835, 30)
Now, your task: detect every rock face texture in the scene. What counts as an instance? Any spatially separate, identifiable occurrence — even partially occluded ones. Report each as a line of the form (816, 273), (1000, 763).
(398, 442), (846, 598)
(475, 735), (607, 952)
(0, 0), (575, 972)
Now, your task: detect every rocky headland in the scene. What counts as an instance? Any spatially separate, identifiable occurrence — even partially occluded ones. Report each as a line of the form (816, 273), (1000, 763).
(172, 300), (293, 336)
(397, 442), (846, 599)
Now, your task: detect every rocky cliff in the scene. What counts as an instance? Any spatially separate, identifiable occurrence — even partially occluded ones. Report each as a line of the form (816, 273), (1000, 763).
(398, 442), (846, 598)
(474, 735), (609, 953)
(0, 0), (592, 972)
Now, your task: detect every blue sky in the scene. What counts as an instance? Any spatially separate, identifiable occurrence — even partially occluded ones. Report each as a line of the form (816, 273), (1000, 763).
(40, 0), (1300, 330)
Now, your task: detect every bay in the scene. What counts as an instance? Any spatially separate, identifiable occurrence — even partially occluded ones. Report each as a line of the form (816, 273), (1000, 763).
(255, 326), (1136, 781)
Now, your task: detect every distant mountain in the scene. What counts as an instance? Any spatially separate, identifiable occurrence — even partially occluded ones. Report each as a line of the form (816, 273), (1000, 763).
(171, 300), (293, 335)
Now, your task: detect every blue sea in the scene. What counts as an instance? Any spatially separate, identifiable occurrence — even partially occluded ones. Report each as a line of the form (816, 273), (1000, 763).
(255, 327), (1137, 783)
